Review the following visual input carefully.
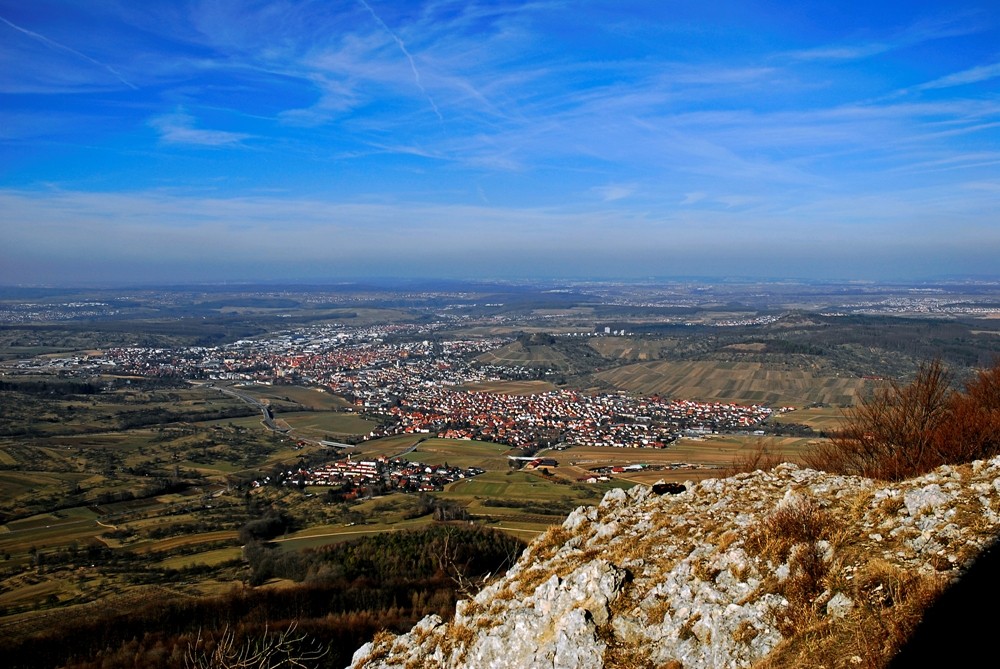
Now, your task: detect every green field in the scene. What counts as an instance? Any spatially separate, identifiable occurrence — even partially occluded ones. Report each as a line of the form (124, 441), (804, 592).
(443, 471), (570, 497)
(237, 385), (353, 411)
(770, 405), (848, 430)
(276, 411), (378, 437)
(399, 438), (512, 470)
(596, 360), (873, 407)
(351, 434), (428, 458)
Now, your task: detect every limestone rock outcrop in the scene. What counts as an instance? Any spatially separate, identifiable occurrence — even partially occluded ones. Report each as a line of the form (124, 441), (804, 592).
(349, 459), (1000, 668)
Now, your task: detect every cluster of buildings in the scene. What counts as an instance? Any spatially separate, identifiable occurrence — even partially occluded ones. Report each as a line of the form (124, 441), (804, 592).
(371, 388), (773, 450)
(256, 455), (485, 497)
(0, 301), (121, 324)
(51, 322), (777, 451)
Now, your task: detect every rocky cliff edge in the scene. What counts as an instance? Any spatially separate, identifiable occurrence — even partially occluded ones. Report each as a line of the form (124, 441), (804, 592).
(349, 460), (1000, 668)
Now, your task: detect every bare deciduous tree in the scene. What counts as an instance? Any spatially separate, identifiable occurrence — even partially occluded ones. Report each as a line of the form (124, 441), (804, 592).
(185, 622), (327, 669)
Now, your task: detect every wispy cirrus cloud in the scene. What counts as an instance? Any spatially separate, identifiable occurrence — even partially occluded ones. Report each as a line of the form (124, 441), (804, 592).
(592, 183), (637, 202)
(787, 42), (890, 61)
(3, 1), (999, 284)
(0, 13), (137, 90)
(917, 61), (1000, 90)
(681, 191), (707, 205)
(357, 0), (442, 120)
(150, 111), (250, 146)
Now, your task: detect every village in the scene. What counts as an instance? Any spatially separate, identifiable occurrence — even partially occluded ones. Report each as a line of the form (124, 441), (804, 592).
(84, 323), (782, 455)
(254, 455), (487, 499)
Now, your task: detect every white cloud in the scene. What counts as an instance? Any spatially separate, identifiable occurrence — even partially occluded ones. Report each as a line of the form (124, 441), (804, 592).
(593, 183), (637, 202)
(150, 112), (250, 146)
(680, 191), (706, 205)
(788, 43), (888, 61)
(917, 62), (1000, 91)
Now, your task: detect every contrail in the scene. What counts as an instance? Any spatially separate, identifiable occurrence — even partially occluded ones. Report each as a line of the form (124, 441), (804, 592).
(0, 14), (138, 90)
(357, 0), (442, 120)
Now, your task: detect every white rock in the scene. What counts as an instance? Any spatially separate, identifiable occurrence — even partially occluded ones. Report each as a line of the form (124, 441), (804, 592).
(826, 592), (854, 618)
(348, 463), (1000, 669)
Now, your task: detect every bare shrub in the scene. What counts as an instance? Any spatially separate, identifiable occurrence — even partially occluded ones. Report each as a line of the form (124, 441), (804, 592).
(805, 360), (951, 480)
(807, 359), (1000, 481)
(931, 361), (1000, 465)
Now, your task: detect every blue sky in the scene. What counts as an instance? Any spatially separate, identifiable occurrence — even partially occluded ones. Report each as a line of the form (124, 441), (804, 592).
(1, 0), (998, 284)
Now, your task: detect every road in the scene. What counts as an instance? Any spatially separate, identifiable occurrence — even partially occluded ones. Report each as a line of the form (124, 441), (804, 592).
(210, 384), (289, 433)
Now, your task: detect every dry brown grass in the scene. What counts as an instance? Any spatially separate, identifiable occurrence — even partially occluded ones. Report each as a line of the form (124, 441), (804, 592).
(772, 542), (830, 637)
(605, 531), (646, 565)
(355, 629), (395, 668)
(691, 556), (722, 583)
(741, 494), (841, 644)
(716, 529), (739, 552)
(757, 558), (945, 669)
(746, 495), (831, 564)
(522, 525), (571, 562)
(677, 612), (702, 641)
(732, 619), (759, 645)
(644, 595), (673, 625)
(602, 640), (656, 669)
(434, 623), (475, 664)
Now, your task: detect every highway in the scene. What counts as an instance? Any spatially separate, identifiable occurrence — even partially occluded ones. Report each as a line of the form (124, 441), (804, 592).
(210, 384), (289, 433)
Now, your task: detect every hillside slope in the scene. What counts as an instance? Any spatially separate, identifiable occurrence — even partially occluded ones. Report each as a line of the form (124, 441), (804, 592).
(350, 460), (1000, 668)
(594, 360), (872, 407)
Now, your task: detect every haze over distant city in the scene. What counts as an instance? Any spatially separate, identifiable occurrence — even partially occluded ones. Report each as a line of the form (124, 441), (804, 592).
(2, 0), (999, 285)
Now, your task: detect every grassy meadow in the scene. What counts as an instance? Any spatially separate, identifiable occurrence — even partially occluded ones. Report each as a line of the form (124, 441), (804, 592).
(398, 438), (512, 469)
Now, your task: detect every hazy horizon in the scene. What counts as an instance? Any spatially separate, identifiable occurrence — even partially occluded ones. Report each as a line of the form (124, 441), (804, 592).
(2, 1), (999, 284)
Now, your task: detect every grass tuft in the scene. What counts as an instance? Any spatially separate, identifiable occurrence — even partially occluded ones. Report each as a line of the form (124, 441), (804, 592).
(746, 495), (830, 564)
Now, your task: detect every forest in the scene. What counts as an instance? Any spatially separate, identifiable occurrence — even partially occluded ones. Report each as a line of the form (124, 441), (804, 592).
(2, 525), (524, 669)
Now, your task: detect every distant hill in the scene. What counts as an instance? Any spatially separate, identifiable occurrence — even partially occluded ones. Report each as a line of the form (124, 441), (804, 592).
(475, 333), (603, 375)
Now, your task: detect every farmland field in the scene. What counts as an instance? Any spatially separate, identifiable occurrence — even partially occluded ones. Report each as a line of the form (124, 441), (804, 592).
(596, 360), (873, 407)
(443, 471), (575, 499)
(475, 340), (572, 367)
(274, 411), (378, 438)
(236, 384), (353, 411)
(769, 405), (848, 430)
(587, 337), (670, 361)
(398, 438), (512, 470)
(156, 546), (242, 569)
(351, 434), (428, 458)
(545, 435), (817, 484)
